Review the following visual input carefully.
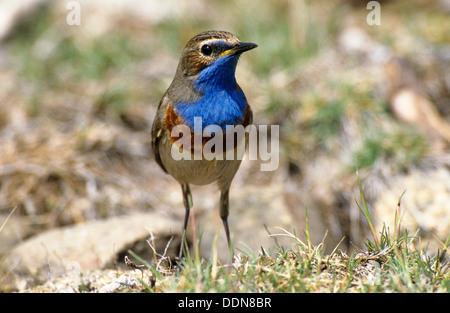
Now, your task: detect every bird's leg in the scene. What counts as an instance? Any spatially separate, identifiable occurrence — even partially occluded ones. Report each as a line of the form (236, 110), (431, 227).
(179, 183), (192, 259)
(220, 188), (234, 260)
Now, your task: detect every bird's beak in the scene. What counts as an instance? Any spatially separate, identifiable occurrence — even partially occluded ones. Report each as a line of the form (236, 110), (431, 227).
(233, 42), (258, 53)
(220, 42), (258, 57)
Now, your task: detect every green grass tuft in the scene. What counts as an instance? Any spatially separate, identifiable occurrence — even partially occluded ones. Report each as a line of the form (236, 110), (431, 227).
(126, 180), (449, 293)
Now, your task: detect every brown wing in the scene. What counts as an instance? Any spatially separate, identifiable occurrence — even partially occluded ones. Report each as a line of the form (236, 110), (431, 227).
(242, 103), (253, 127)
(151, 94), (171, 174)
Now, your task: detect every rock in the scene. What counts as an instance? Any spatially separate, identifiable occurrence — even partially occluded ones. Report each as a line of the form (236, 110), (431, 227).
(0, 213), (39, 257)
(2, 213), (180, 283)
(385, 57), (450, 148)
(390, 88), (450, 148)
(374, 168), (450, 250)
(338, 26), (391, 63)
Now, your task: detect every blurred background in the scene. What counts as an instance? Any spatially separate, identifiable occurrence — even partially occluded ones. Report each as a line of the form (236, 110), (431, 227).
(0, 0), (449, 289)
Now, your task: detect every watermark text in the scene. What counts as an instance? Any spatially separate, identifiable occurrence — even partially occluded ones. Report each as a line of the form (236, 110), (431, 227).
(170, 118), (279, 172)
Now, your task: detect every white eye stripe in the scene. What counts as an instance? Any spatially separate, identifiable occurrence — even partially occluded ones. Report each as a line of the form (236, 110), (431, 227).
(201, 39), (234, 50)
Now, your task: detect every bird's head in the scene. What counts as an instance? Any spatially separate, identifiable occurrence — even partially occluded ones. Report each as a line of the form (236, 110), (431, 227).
(165, 31), (256, 132)
(177, 30), (257, 87)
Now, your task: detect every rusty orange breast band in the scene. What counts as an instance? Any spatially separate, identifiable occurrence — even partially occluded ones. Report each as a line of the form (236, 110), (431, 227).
(163, 104), (250, 155)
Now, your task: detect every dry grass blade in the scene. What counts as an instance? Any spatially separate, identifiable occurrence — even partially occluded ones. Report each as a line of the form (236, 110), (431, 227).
(0, 206), (17, 234)
(145, 233), (175, 274)
(268, 227), (310, 251)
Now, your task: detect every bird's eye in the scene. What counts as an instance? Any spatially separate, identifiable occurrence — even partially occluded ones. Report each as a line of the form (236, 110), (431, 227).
(201, 44), (213, 56)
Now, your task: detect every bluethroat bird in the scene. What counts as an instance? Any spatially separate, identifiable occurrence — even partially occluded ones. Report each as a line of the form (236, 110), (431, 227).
(151, 30), (257, 258)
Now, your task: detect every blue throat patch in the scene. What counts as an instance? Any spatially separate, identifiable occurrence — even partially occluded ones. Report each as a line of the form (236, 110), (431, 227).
(174, 54), (247, 131)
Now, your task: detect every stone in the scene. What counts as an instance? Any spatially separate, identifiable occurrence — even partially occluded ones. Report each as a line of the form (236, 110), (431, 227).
(374, 168), (450, 250)
(2, 213), (180, 282)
